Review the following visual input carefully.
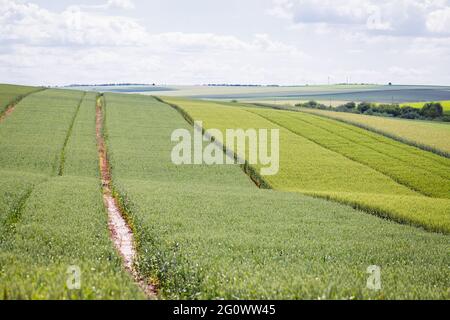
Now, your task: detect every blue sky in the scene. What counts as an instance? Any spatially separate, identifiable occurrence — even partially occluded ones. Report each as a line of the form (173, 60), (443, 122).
(1, 0), (450, 86)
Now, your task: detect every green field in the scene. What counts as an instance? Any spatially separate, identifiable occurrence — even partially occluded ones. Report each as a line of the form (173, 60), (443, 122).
(72, 84), (380, 97)
(1, 85), (449, 300)
(0, 89), (144, 299)
(0, 84), (42, 115)
(77, 84), (450, 105)
(100, 93), (449, 299)
(299, 108), (450, 156)
(163, 98), (450, 234)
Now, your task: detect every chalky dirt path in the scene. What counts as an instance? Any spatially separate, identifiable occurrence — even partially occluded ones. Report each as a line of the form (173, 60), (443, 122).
(95, 96), (156, 298)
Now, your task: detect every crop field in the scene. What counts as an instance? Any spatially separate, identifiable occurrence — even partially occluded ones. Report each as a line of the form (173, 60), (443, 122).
(226, 88), (450, 104)
(299, 108), (450, 156)
(71, 84), (450, 105)
(156, 85), (450, 103)
(1, 86), (449, 300)
(244, 99), (347, 107)
(0, 89), (144, 299)
(163, 98), (450, 234)
(2, 0), (450, 306)
(0, 84), (42, 114)
(250, 109), (450, 197)
(71, 84), (380, 97)
(67, 85), (175, 94)
(98, 93), (450, 299)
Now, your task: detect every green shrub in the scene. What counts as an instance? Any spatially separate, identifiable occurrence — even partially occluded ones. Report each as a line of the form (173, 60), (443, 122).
(421, 102), (444, 118)
(332, 101), (447, 122)
(357, 102), (373, 113)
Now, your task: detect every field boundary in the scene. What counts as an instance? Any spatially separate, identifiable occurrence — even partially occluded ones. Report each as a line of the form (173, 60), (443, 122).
(245, 108), (429, 197)
(302, 191), (448, 235)
(0, 178), (49, 239)
(279, 111), (450, 187)
(57, 92), (87, 176)
(155, 96), (273, 189)
(296, 110), (450, 169)
(249, 102), (450, 159)
(245, 110), (448, 233)
(249, 109), (449, 233)
(96, 94), (157, 298)
(0, 87), (47, 123)
(299, 109), (450, 159)
(162, 99), (448, 234)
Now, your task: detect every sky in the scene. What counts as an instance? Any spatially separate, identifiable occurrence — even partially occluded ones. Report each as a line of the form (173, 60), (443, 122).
(1, 0), (450, 86)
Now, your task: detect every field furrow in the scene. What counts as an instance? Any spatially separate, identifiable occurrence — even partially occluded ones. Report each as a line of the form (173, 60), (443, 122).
(57, 92), (87, 176)
(0, 89), (86, 175)
(0, 84), (43, 117)
(62, 93), (100, 178)
(0, 170), (47, 237)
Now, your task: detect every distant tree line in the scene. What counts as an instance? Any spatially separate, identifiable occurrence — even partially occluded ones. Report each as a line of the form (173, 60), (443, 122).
(206, 84), (280, 87)
(296, 101), (450, 122)
(66, 83), (154, 87)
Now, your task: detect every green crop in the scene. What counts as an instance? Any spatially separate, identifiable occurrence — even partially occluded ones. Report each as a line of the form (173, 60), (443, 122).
(101, 93), (449, 299)
(0, 89), (144, 299)
(0, 176), (144, 299)
(62, 93), (100, 178)
(0, 84), (42, 115)
(248, 108), (450, 198)
(0, 89), (86, 175)
(164, 97), (450, 233)
(300, 108), (450, 157)
(1, 87), (449, 300)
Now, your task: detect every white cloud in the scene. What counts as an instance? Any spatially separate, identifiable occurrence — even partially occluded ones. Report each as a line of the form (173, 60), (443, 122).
(269, 0), (450, 37)
(0, 1), (305, 51)
(0, 1), (145, 46)
(80, 0), (135, 10)
(1, 0), (450, 86)
(106, 0), (135, 10)
(0, 0), (308, 85)
(267, 0), (294, 19)
(427, 7), (450, 33)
